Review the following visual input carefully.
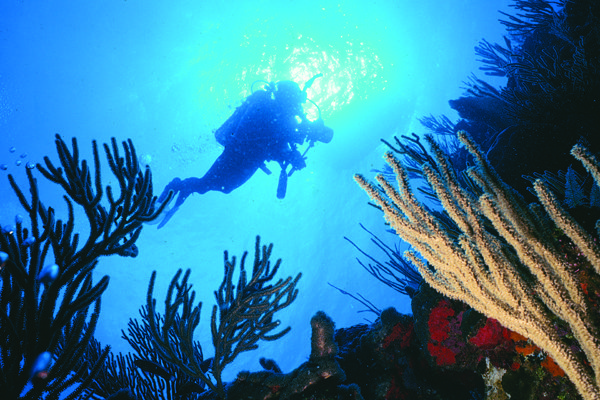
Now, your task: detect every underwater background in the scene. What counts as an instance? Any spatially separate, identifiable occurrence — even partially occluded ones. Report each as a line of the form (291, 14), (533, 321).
(0, 0), (512, 386)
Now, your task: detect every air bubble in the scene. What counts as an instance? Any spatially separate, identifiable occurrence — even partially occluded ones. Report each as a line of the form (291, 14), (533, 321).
(0, 164), (7, 171)
(9, 146), (16, 153)
(139, 154), (152, 168)
(15, 160), (21, 166)
(20, 153), (27, 158)
(26, 162), (36, 169)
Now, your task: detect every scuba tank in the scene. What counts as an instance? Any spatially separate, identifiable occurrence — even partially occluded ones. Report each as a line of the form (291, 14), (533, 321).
(247, 74), (325, 199)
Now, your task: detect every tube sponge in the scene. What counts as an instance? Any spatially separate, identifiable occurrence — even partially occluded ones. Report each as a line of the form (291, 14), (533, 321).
(310, 311), (338, 360)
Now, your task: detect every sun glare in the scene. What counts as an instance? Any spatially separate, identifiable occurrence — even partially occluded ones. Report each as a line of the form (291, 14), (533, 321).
(194, 2), (400, 129)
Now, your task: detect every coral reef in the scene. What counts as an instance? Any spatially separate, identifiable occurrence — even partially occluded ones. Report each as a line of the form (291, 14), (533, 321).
(225, 311), (362, 400)
(0, 134), (167, 399)
(5, 2), (600, 399)
(356, 131), (600, 399)
(4, 130), (594, 400)
(74, 236), (303, 400)
(355, 4), (600, 395)
(146, 236), (302, 398)
(402, 0), (600, 202)
(344, 223), (422, 298)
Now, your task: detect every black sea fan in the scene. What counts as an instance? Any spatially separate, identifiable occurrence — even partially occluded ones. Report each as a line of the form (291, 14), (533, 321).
(0, 134), (168, 399)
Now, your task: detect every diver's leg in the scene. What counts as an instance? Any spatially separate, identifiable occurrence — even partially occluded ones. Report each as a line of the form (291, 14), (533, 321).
(154, 177), (206, 228)
(157, 177), (181, 203)
(197, 149), (261, 194)
(157, 177), (205, 205)
(154, 149), (262, 227)
(155, 153), (230, 218)
(172, 177), (205, 205)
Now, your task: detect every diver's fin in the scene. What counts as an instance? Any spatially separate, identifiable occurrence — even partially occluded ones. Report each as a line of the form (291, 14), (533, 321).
(145, 205), (165, 226)
(156, 205), (180, 229)
(145, 198), (171, 226)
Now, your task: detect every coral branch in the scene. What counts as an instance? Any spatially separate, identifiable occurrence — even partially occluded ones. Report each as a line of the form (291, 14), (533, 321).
(0, 135), (166, 399)
(146, 236), (301, 399)
(356, 131), (600, 400)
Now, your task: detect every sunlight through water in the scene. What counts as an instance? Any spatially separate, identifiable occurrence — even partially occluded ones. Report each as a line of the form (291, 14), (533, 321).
(193, 1), (399, 126)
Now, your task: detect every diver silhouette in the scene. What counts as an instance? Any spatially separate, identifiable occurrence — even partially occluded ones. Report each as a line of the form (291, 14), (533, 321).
(155, 74), (333, 228)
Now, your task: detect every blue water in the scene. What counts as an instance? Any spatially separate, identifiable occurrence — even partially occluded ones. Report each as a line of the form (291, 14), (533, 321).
(1, 0), (510, 383)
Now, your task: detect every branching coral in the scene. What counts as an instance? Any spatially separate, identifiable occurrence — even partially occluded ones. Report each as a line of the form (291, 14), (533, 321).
(0, 134), (168, 399)
(408, 0), (600, 198)
(356, 131), (600, 400)
(345, 223), (422, 297)
(466, 0), (594, 121)
(66, 335), (138, 399)
(499, 0), (564, 38)
(146, 236), (301, 399)
(71, 308), (208, 400)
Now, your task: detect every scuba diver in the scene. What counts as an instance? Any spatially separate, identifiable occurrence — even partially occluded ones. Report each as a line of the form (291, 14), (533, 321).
(155, 73), (334, 228)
